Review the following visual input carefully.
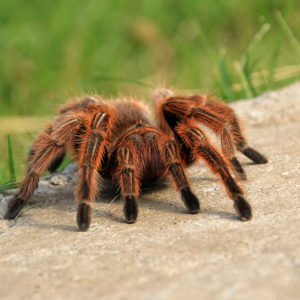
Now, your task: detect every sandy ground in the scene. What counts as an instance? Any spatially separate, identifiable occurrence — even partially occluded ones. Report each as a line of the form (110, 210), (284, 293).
(1, 83), (300, 300)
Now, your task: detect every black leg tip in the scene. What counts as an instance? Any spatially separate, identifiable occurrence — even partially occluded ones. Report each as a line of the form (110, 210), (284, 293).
(258, 157), (268, 164)
(77, 203), (91, 231)
(181, 188), (200, 214)
(230, 157), (247, 181)
(243, 147), (268, 164)
(4, 197), (26, 219)
(234, 195), (252, 221)
(126, 219), (136, 224)
(78, 223), (90, 231)
(124, 196), (138, 224)
(236, 172), (247, 181)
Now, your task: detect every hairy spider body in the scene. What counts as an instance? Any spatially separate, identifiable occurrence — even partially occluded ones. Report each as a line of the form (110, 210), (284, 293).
(5, 90), (267, 231)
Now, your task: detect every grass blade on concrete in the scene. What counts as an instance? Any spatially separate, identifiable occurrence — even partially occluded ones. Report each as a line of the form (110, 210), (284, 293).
(0, 135), (17, 192)
(8, 134), (16, 183)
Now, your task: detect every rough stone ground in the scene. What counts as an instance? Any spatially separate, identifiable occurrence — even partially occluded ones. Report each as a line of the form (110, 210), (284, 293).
(1, 83), (300, 300)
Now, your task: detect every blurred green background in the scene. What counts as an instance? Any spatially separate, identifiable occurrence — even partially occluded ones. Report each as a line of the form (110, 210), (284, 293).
(1, 0), (300, 187)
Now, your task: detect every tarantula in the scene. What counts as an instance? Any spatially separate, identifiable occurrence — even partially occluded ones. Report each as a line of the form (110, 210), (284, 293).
(4, 89), (267, 231)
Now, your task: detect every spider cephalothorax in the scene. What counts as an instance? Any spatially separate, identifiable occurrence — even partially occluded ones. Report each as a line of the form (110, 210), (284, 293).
(5, 90), (267, 231)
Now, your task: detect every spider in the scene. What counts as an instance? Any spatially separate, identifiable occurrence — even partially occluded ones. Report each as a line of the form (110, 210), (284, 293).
(4, 89), (267, 231)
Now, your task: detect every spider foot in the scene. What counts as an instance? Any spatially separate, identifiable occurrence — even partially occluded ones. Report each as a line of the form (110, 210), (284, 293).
(230, 157), (247, 181)
(124, 196), (138, 224)
(242, 147), (268, 164)
(234, 195), (252, 221)
(77, 202), (92, 231)
(181, 187), (200, 214)
(4, 196), (26, 219)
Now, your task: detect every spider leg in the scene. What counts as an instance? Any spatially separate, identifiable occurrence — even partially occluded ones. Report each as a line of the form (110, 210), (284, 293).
(4, 112), (83, 219)
(164, 140), (200, 213)
(47, 151), (66, 173)
(193, 106), (248, 180)
(39, 96), (104, 173)
(176, 122), (252, 221)
(28, 126), (66, 173)
(115, 126), (199, 219)
(161, 98), (247, 180)
(204, 98), (268, 164)
(161, 96), (268, 178)
(46, 97), (102, 172)
(76, 111), (111, 231)
(115, 144), (140, 223)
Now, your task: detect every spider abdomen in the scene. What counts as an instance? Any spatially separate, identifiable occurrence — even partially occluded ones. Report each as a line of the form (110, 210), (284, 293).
(111, 100), (152, 138)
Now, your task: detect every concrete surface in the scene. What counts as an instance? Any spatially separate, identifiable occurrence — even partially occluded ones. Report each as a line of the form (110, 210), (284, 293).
(1, 83), (300, 300)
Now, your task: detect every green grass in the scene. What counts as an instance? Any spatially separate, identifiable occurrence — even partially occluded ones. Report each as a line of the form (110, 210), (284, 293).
(1, 0), (300, 185)
(0, 135), (17, 191)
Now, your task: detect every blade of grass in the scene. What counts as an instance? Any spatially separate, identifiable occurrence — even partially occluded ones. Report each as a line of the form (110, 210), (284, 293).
(218, 57), (235, 100)
(198, 23), (236, 100)
(240, 23), (271, 97)
(232, 64), (300, 91)
(231, 22), (271, 99)
(269, 0), (295, 87)
(197, 28), (233, 99)
(275, 10), (300, 59)
(234, 61), (254, 98)
(0, 135), (18, 191)
(7, 134), (16, 183)
(247, 23), (271, 56)
(0, 182), (17, 192)
(241, 54), (257, 97)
